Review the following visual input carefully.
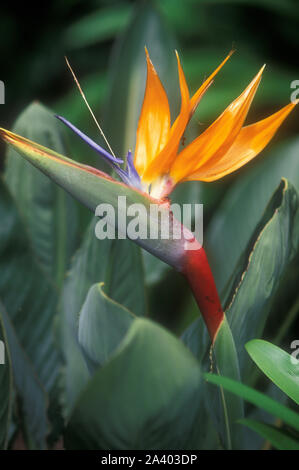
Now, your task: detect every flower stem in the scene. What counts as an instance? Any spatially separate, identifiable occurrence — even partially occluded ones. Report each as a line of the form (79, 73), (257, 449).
(182, 246), (224, 342)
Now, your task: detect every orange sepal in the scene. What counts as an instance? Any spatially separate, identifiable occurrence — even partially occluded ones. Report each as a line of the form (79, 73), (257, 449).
(142, 51), (190, 181)
(184, 102), (297, 182)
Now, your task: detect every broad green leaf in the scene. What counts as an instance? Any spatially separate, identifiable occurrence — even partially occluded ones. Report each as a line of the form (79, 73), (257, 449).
(142, 249), (170, 286)
(0, 178), (60, 394)
(59, 223), (112, 418)
(181, 312), (220, 450)
(4, 102), (78, 288)
(226, 179), (299, 375)
(0, 307), (12, 450)
(66, 318), (203, 450)
(239, 418), (299, 450)
(211, 317), (244, 449)
(104, 1), (178, 156)
(181, 313), (210, 364)
(78, 283), (135, 372)
(60, 220), (146, 417)
(205, 373), (299, 432)
(0, 302), (48, 449)
(206, 138), (299, 295)
(246, 340), (299, 405)
(103, 239), (146, 317)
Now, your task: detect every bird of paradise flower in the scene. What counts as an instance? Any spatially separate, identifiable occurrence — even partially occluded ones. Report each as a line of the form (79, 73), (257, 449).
(0, 49), (296, 341)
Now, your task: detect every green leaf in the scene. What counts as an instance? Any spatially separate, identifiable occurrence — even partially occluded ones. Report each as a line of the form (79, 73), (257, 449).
(182, 308), (244, 448)
(181, 313), (221, 450)
(104, 1), (178, 156)
(64, 4), (133, 49)
(58, 223), (111, 418)
(206, 138), (299, 295)
(246, 340), (299, 405)
(183, 48), (298, 122)
(205, 373), (299, 432)
(0, 302), (48, 449)
(181, 314), (210, 364)
(0, 307), (12, 450)
(78, 283), (135, 372)
(226, 179), (299, 375)
(103, 239), (146, 317)
(66, 318), (203, 450)
(0, 178), (60, 394)
(59, 220), (146, 417)
(239, 418), (299, 450)
(4, 102), (78, 288)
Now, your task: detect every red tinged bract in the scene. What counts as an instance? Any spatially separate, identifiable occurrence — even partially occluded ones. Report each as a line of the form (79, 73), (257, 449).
(183, 246), (224, 341)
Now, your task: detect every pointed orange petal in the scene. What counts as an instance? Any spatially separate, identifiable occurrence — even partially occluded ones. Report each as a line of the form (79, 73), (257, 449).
(134, 48), (171, 177)
(142, 51), (190, 181)
(190, 50), (234, 117)
(170, 65), (265, 183)
(183, 102), (296, 182)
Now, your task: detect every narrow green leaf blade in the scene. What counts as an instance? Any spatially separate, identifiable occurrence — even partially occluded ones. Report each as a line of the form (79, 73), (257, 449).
(239, 418), (299, 450)
(205, 373), (299, 432)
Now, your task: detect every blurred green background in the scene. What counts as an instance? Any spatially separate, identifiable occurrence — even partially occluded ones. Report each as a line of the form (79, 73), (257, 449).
(0, 0), (298, 335)
(1, 0), (298, 131)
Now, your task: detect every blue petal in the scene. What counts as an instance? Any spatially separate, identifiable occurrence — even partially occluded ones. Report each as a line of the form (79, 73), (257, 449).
(125, 150), (141, 188)
(55, 115), (123, 165)
(56, 115), (142, 190)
